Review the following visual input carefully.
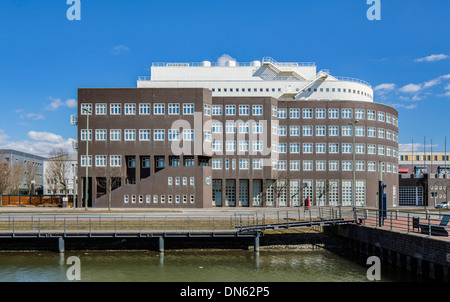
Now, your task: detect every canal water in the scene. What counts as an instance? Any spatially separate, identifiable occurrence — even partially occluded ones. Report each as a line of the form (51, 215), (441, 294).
(0, 248), (420, 282)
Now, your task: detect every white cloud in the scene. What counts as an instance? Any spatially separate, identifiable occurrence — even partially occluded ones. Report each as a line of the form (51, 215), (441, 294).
(45, 97), (77, 111)
(415, 54), (449, 62)
(46, 97), (63, 110)
(0, 130), (75, 158)
(374, 83), (396, 95)
(28, 131), (65, 144)
(399, 83), (422, 93)
(375, 74), (450, 105)
(111, 45), (130, 55)
(423, 78), (442, 88)
(0, 130), (9, 144)
(20, 113), (45, 121)
(440, 85), (450, 97)
(66, 99), (77, 108)
(217, 54), (237, 66)
(390, 103), (418, 110)
(399, 142), (439, 152)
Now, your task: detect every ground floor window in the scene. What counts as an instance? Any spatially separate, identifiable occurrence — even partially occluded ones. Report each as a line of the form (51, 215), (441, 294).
(302, 180), (313, 205)
(356, 180), (366, 206)
(399, 186), (423, 206)
(328, 180), (339, 205)
(289, 180), (300, 206)
(342, 180), (352, 206)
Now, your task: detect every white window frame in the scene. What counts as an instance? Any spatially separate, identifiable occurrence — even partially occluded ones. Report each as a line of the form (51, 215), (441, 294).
(139, 103), (151, 115)
(110, 103), (121, 115)
(183, 103), (194, 115)
(154, 103), (165, 115)
(139, 129), (151, 141)
(124, 103), (136, 115)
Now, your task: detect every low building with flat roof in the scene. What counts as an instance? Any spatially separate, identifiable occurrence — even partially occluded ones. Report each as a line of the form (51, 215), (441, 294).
(399, 151), (450, 207)
(0, 149), (46, 194)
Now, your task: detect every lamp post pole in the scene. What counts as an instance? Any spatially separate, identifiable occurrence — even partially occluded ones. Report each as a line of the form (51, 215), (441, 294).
(349, 120), (358, 220)
(83, 107), (91, 211)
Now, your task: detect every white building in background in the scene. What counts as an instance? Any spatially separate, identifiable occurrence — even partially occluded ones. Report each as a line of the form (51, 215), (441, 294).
(43, 154), (78, 196)
(0, 149), (46, 194)
(137, 56), (374, 102)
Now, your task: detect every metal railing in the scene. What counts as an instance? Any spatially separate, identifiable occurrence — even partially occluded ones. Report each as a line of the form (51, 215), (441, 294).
(262, 57), (316, 67)
(0, 214), (247, 237)
(151, 62), (254, 67)
(331, 76), (372, 88)
(0, 207), (355, 237)
(355, 208), (450, 239)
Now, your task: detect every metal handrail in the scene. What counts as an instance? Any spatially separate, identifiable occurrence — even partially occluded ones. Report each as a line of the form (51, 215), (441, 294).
(331, 76), (372, 88)
(152, 62), (254, 67)
(151, 59), (316, 68)
(354, 208), (450, 238)
(262, 57), (316, 67)
(0, 207), (353, 236)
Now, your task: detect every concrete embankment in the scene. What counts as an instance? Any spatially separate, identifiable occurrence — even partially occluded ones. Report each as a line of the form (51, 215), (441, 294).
(326, 224), (450, 281)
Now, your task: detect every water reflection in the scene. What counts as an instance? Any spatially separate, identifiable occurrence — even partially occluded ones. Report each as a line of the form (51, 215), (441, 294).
(0, 249), (418, 282)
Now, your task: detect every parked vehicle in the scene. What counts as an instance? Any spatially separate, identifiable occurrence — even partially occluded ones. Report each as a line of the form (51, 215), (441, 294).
(435, 201), (450, 209)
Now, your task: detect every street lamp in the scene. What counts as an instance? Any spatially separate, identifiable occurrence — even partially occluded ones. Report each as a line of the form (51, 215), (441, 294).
(349, 120), (358, 219)
(83, 107), (91, 211)
(72, 163), (77, 209)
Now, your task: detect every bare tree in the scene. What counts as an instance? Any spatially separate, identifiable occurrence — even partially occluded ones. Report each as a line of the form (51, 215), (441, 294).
(0, 153), (11, 206)
(272, 172), (304, 207)
(315, 179), (332, 206)
(8, 162), (24, 195)
(46, 148), (71, 196)
(24, 161), (39, 194)
(96, 167), (122, 210)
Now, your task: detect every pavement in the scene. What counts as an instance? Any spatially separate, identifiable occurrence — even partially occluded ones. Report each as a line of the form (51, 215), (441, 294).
(0, 205), (318, 216)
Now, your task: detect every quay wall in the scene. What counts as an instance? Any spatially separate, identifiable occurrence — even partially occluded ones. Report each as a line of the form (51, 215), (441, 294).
(326, 224), (450, 280)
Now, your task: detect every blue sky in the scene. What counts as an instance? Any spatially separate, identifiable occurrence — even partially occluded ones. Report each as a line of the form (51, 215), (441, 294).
(0, 0), (449, 157)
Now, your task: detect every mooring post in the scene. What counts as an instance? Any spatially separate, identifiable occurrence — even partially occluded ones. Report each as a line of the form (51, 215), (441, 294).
(158, 236), (164, 253)
(396, 253), (401, 268)
(429, 263), (435, 279)
(254, 233), (260, 252)
(58, 237), (65, 253)
(417, 259), (422, 275)
(443, 266), (449, 282)
(406, 255), (411, 271)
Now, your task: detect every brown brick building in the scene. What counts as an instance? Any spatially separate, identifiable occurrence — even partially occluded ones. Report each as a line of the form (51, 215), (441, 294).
(76, 58), (399, 209)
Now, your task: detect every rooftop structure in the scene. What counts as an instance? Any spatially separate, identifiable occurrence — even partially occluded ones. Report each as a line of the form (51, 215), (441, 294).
(138, 57), (373, 102)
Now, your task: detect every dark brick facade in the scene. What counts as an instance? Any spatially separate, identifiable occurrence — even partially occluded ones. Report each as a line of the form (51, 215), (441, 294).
(77, 88), (398, 208)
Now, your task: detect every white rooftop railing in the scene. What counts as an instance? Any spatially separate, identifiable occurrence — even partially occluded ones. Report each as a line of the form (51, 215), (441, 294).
(138, 76), (151, 81)
(331, 76), (372, 88)
(262, 57), (316, 67)
(152, 62), (254, 67)
(152, 60), (316, 68)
